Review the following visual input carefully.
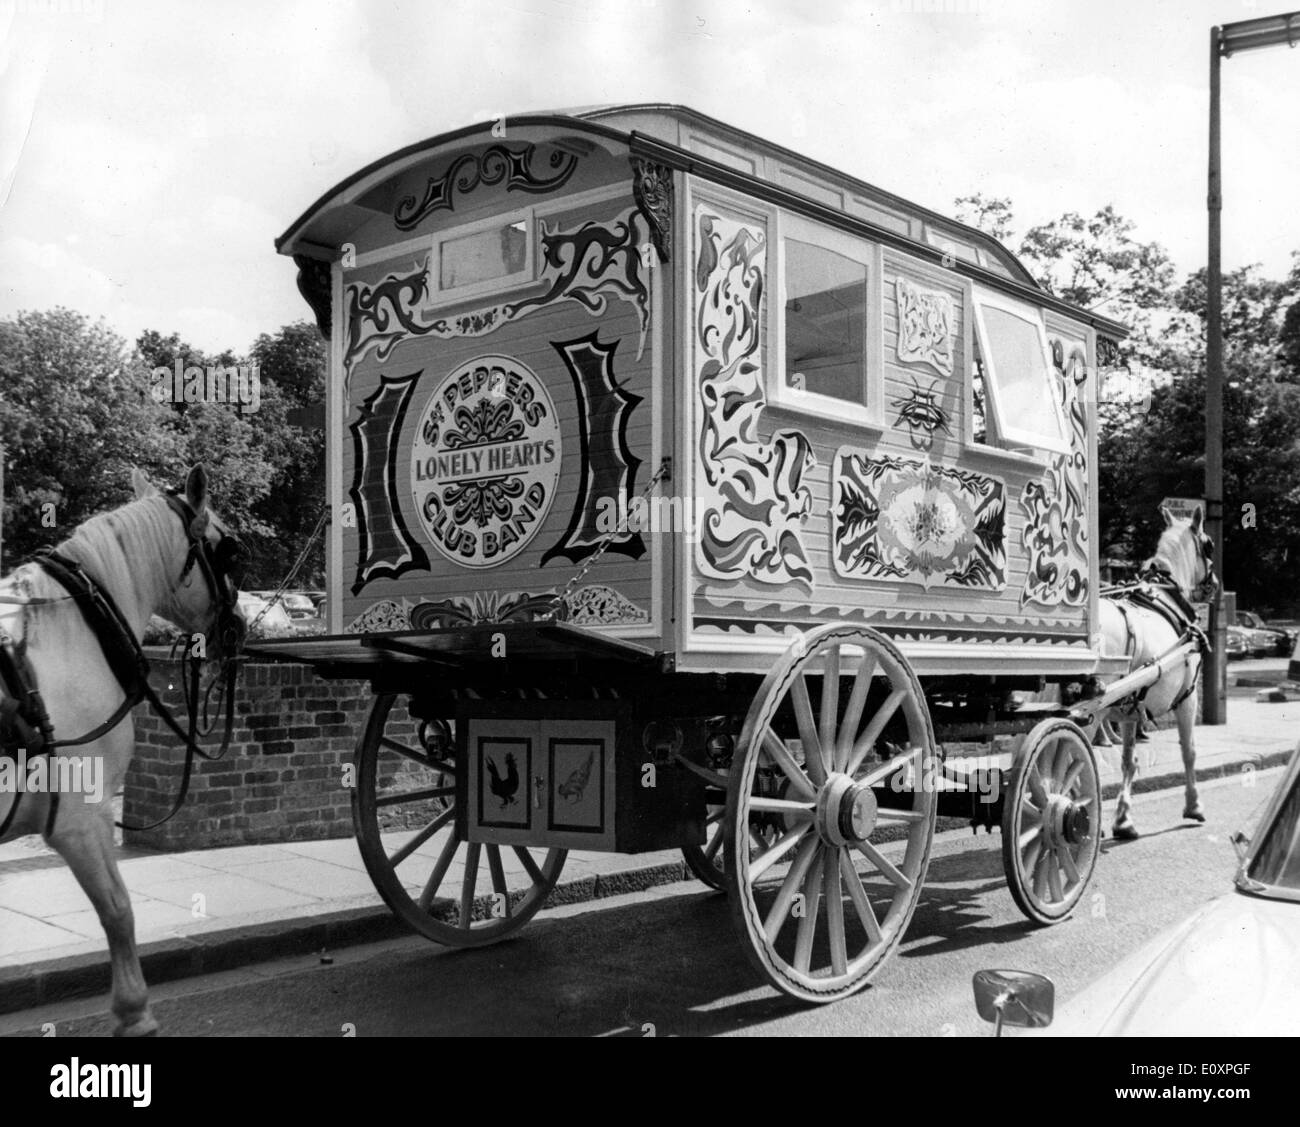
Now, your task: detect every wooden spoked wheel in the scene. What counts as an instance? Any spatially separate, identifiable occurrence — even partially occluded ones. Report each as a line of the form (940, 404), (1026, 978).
(353, 693), (566, 947)
(682, 784), (729, 891)
(1001, 718), (1101, 926)
(725, 625), (938, 1003)
(683, 773), (781, 892)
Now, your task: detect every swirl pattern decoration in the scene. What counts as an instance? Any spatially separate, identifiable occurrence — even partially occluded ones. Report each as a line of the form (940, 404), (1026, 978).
(1019, 339), (1090, 607)
(692, 205), (815, 590)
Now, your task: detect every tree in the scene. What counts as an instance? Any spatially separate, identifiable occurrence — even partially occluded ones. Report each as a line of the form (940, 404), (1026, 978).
(1098, 263), (1300, 612)
(246, 322), (327, 587)
(127, 323), (327, 588)
(1018, 206), (1176, 368)
(0, 309), (181, 564)
(249, 322), (325, 405)
(954, 193), (1015, 243)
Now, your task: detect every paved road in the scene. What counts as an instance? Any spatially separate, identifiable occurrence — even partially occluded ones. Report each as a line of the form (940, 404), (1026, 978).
(1, 770), (1281, 1037)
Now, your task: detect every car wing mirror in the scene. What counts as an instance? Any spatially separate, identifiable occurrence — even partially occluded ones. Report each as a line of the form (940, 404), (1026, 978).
(973, 969), (1054, 1036)
(1231, 830), (1250, 864)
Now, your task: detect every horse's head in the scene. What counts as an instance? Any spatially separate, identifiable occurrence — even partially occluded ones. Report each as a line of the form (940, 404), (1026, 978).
(1145, 505), (1217, 600)
(133, 465), (248, 661)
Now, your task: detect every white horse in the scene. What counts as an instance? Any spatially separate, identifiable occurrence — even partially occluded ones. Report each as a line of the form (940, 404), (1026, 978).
(0, 466), (244, 1036)
(1099, 506), (1215, 840)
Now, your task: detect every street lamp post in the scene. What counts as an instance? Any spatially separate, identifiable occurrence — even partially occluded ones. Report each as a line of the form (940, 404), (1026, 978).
(1204, 11), (1300, 725)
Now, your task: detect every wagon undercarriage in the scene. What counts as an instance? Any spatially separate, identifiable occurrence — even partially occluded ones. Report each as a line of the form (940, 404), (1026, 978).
(249, 618), (1196, 1002)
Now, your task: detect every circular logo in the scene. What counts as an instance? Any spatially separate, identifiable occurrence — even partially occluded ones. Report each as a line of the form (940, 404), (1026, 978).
(411, 355), (561, 569)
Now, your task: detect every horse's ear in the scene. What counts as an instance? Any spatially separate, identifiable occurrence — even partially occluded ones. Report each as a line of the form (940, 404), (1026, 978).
(131, 468), (158, 499)
(1160, 505), (1175, 527)
(184, 465), (209, 513)
(1191, 506), (1204, 532)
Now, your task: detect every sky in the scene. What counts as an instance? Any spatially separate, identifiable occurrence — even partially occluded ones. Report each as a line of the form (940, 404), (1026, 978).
(1, 0), (1297, 354)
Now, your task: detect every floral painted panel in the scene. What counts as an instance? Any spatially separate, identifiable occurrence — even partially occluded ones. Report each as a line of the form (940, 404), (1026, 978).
(834, 451), (1006, 590)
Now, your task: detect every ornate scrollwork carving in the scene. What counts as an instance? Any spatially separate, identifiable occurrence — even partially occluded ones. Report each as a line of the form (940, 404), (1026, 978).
(393, 143), (579, 231)
(294, 254), (332, 338)
(630, 157), (672, 264)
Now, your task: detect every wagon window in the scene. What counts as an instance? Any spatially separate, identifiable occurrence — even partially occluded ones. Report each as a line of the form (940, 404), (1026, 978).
(438, 218), (530, 292)
(784, 240), (867, 403)
(971, 333), (989, 446)
(971, 288), (1068, 454)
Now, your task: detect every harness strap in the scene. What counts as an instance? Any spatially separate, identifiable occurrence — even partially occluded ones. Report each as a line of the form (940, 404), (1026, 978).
(1105, 575), (1208, 721)
(9, 548), (240, 834)
(1112, 600), (1136, 659)
(33, 551), (150, 705)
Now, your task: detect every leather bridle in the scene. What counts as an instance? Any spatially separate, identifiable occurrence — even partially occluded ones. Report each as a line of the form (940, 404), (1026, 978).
(1139, 531), (1218, 604)
(163, 489), (248, 657)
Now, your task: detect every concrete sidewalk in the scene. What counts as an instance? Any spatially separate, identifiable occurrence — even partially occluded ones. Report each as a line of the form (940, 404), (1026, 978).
(2, 696), (1297, 1015)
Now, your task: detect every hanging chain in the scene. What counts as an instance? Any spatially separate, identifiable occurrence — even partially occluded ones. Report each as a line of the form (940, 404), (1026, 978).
(245, 505), (329, 635)
(549, 457), (671, 619)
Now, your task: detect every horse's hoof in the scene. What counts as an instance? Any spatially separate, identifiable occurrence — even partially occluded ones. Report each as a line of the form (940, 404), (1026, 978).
(113, 1015), (159, 1038)
(1112, 823), (1140, 841)
(1183, 807), (1206, 823)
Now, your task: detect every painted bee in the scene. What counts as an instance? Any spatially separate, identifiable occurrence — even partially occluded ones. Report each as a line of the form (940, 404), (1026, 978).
(892, 378), (952, 444)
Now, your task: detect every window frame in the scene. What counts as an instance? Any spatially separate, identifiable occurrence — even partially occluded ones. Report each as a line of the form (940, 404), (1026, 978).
(770, 211), (883, 426)
(428, 205), (537, 306)
(970, 285), (1071, 456)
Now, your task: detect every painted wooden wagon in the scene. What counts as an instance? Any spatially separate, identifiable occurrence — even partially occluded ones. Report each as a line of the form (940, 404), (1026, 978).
(251, 105), (1142, 1002)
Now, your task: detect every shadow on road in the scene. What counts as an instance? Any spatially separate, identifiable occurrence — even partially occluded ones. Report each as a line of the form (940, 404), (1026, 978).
(1100, 822), (1201, 852)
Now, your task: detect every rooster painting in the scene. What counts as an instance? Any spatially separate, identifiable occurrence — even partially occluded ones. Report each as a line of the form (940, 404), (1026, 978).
(485, 751), (520, 808)
(556, 748), (596, 805)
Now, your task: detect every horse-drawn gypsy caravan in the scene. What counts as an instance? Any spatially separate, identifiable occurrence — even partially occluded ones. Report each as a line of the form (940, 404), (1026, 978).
(255, 105), (1146, 1001)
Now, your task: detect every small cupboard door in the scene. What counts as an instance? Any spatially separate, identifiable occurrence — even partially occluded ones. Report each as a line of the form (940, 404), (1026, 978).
(465, 718), (617, 850)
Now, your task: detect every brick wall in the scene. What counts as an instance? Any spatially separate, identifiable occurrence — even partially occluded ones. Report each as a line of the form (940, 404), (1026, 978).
(123, 653), (371, 851)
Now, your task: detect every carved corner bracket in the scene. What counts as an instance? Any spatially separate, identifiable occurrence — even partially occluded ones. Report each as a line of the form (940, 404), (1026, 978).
(630, 157), (672, 264)
(294, 254), (333, 339)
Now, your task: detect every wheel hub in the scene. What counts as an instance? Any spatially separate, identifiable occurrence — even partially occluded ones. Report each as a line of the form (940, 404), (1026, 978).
(815, 773), (879, 845)
(1043, 792), (1092, 848)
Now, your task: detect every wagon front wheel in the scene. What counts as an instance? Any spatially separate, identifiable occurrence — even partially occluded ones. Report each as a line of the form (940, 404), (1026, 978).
(726, 625), (938, 1003)
(353, 693), (566, 947)
(1001, 718), (1101, 926)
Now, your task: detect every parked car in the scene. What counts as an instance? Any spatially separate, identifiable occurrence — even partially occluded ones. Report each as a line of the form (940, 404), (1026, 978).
(1237, 611), (1294, 657)
(1226, 624), (1251, 660)
(142, 614), (185, 646)
(236, 591), (297, 637)
(1016, 744), (1300, 1036)
(280, 593), (319, 620)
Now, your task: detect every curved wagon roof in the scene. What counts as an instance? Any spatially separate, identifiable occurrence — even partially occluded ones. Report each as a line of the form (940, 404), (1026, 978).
(276, 103), (1127, 341)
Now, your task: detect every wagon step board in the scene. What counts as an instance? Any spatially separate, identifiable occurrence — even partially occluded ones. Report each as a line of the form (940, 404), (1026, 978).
(244, 621), (662, 675)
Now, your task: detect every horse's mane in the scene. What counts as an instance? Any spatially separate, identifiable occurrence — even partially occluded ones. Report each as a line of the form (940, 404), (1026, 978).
(61, 494), (179, 584)
(1146, 518), (1202, 593)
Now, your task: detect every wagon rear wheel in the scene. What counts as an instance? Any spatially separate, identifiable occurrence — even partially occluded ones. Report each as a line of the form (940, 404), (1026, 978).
(683, 774), (781, 892)
(353, 693), (566, 947)
(726, 625), (938, 1003)
(1001, 718), (1101, 925)
(682, 786), (729, 891)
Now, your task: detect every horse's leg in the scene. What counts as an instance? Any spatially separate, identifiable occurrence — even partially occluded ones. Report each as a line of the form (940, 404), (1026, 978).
(47, 806), (157, 1037)
(1176, 692), (1204, 823)
(1112, 720), (1141, 840)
